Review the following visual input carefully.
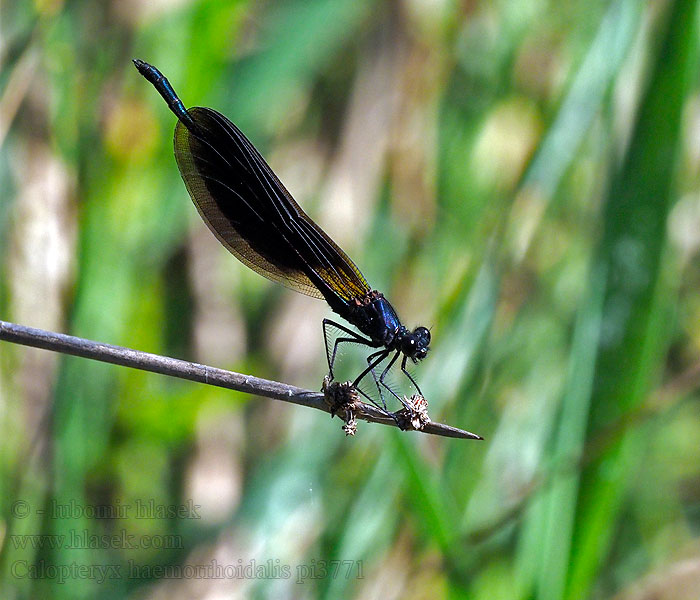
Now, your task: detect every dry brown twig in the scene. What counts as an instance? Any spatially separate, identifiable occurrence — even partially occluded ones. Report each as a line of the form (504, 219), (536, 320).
(0, 320), (483, 440)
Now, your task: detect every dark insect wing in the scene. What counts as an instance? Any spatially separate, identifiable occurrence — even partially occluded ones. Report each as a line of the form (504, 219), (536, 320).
(174, 109), (320, 298)
(174, 107), (371, 308)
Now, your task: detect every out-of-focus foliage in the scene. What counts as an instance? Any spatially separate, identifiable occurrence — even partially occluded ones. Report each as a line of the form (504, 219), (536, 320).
(2, 0), (700, 598)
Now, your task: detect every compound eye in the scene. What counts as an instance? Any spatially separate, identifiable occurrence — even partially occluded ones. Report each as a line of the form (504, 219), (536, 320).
(414, 326), (430, 346)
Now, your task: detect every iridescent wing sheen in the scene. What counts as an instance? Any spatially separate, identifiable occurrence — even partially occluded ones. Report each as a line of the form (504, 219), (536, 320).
(173, 107), (370, 305)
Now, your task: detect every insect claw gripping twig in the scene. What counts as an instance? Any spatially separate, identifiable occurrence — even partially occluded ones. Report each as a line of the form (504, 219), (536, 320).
(322, 377), (431, 434)
(393, 394), (431, 432)
(322, 377), (361, 436)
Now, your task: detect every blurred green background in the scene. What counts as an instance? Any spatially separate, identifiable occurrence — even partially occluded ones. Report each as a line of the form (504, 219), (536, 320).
(2, 0), (700, 598)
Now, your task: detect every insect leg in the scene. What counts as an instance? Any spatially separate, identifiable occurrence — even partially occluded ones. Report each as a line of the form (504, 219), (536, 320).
(322, 318), (377, 380)
(400, 355), (424, 397)
(377, 351), (410, 410)
(352, 349), (390, 392)
(361, 349), (392, 410)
